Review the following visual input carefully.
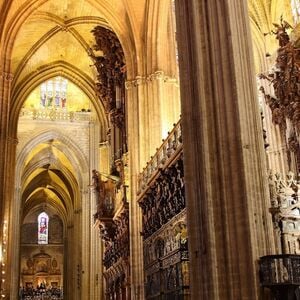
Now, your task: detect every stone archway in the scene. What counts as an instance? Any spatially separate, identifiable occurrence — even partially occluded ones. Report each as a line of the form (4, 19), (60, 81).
(11, 125), (90, 299)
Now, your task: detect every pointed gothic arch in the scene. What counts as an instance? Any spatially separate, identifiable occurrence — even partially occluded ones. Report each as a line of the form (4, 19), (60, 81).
(9, 62), (108, 141)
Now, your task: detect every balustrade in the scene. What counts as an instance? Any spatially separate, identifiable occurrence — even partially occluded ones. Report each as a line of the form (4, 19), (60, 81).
(20, 108), (93, 122)
(138, 121), (189, 299)
(138, 120), (183, 195)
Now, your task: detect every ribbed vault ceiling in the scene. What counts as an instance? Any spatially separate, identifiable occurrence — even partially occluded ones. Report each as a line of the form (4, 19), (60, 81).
(21, 139), (78, 219)
(7, 0), (114, 219)
(248, 0), (294, 71)
(4, 0), (297, 218)
(10, 0), (109, 87)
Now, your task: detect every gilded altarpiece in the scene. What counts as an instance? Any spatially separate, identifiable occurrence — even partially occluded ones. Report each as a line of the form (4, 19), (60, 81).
(20, 214), (64, 296)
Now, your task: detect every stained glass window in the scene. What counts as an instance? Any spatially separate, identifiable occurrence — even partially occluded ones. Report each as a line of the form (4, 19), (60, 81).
(291, 0), (300, 24)
(40, 77), (68, 108)
(38, 212), (49, 244)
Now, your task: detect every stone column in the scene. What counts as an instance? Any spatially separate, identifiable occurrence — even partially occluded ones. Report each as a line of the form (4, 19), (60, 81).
(65, 224), (76, 300)
(126, 77), (150, 166)
(81, 187), (90, 300)
(146, 71), (180, 140)
(2, 135), (18, 300)
(175, 0), (275, 299)
(126, 81), (145, 300)
(0, 71), (15, 299)
(0, 72), (13, 225)
(89, 184), (104, 300)
(9, 185), (21, 300)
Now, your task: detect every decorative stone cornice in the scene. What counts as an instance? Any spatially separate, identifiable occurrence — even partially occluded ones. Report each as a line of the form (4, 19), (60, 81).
(0, 72), (14, 81)
(125, 71), (178, 89)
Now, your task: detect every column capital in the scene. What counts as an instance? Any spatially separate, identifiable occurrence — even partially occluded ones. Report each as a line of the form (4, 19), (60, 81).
(7, 136), (19, 145)
(126, 71), (178, 89)
(146, 70), (177, 83)
(175, 0), (271, 298)
(0, 72), (14, 81)
(125, 76), (145, 89)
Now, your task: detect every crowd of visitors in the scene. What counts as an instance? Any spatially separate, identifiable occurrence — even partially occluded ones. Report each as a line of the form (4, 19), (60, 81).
(19, 284), (62, 300)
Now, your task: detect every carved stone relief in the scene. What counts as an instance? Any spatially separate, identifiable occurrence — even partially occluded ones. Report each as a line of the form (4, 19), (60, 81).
(269, 171), (300, 254)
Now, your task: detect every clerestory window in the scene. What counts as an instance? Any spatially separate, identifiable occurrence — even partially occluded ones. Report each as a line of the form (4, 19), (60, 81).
(40, 77), (68, 108)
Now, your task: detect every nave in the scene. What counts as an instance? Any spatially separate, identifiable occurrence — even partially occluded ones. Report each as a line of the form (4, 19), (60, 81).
(0, 0), (299, 299)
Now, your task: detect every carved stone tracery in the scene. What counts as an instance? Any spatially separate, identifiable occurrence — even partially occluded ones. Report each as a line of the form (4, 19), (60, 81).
(268, 171), (300, 254)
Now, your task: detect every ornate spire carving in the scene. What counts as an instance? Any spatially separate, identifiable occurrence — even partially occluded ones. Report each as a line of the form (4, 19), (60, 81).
(259, 18), (300, 131)
(91, 27), (126, 117)
(268, 171), (299, 209)
(91, 26), (128, 159)
(260, 18), (300, 171)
